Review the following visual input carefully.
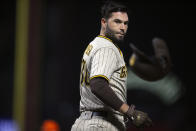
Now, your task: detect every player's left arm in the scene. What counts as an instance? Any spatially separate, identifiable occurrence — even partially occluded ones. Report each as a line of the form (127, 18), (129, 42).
(90, 77), (124, 111)
(90, 77), (153, 128)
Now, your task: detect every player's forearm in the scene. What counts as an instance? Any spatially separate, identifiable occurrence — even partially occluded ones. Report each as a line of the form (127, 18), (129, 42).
(90, 77), (124, 111)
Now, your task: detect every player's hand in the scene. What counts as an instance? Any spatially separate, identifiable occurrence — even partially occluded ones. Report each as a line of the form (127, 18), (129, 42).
(132, 110), (153, 128)
(125, 105), (153, 128)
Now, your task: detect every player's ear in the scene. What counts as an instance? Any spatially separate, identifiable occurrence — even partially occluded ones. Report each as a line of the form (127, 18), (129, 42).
(101, 18), (107, 28)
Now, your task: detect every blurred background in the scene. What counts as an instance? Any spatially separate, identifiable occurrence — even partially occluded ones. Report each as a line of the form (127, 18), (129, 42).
(0, 0), (194, 130)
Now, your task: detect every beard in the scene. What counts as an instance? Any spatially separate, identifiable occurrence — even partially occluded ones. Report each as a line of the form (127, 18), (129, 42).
(105, 25), (125, 45)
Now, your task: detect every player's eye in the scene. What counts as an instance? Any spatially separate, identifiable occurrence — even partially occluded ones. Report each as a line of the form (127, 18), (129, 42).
(114, 19), (122, 24)
(124, 21), (129, 25)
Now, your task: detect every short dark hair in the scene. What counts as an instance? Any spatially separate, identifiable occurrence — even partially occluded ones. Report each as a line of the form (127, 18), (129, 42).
(101, 1), (129, 19)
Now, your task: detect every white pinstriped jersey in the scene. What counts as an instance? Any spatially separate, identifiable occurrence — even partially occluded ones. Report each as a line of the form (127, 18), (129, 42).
(79, 35), (128, 115)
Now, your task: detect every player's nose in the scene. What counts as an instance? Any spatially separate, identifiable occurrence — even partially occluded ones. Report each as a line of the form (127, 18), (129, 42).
(120, 24), (127, 33)
(120, 23), (126, 30)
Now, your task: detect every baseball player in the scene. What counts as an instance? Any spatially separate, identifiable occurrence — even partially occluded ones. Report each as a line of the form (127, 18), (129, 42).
(71, 1), (171, 131)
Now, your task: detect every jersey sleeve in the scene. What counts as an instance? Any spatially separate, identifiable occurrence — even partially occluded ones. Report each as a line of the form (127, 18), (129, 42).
(90, 47), (117, 81)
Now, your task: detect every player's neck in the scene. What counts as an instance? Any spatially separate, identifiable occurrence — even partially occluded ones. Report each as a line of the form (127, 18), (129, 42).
(100, 28), (106, 36)
(100, 32), (105, 37)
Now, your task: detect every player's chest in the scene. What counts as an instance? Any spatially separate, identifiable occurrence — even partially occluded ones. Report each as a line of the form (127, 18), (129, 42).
(114, 59), (127, 80)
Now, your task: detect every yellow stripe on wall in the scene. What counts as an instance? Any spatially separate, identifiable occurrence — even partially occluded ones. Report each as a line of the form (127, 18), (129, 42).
(13, 0), (30, 130)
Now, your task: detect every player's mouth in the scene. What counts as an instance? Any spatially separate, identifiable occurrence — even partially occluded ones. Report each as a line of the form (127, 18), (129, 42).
(117, 33), (125, 37)
(116, 33), (125, 36)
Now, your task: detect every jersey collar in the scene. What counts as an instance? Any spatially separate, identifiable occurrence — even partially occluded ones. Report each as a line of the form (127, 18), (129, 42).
(97, 35), (113, 42)
(97, 35), (123, 57)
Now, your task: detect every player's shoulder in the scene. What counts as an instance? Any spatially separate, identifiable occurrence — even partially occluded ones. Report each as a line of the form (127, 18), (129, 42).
(83, 35), (121, 58)
(90, 35), (115, 50)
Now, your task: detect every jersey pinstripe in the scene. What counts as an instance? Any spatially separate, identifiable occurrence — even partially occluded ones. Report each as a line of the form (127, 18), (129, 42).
(79, 35), (128, 115)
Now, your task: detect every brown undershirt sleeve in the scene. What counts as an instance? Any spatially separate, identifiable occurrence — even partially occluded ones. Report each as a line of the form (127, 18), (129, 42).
(90, 77), (124, 111)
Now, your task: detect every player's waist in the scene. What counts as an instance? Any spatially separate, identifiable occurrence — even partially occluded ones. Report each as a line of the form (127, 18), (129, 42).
(80, 105), (124, 116)
(80, 110), (127, 123)
(81, 110), (107, 117)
